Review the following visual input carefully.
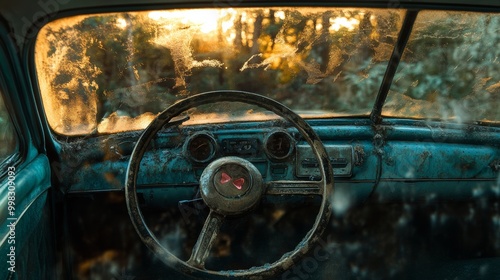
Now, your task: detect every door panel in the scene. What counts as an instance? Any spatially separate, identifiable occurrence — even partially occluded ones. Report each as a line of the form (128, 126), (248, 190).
(0, 155), (53, 279)
(0, 20), (55, 280)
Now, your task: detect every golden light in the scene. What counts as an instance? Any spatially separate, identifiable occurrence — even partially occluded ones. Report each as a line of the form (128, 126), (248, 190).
(226, 32), (236, 43)
(275, 10), (286, 21)
(222, 20), (233, 32)
(329, 17), (360, 32)
(221, 9), (237, 32)
(116, 17), (127, 29)
(148, 9), (240, 39)
(148, 10), (220, 34)
(149, 9), (241, 46)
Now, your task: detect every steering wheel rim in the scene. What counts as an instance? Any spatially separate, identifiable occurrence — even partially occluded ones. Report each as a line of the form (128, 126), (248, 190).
(125, 90), (334, 279)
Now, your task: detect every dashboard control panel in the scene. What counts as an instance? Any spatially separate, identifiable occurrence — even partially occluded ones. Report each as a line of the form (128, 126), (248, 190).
(183, 131), (354, 180)
(221, 138), (260, 156)
(295, 144), (353, 178)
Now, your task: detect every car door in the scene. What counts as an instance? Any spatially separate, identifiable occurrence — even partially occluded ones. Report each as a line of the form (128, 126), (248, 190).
(0, 20), (55, 280)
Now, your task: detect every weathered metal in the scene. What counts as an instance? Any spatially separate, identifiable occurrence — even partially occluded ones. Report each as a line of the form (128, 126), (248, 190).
(124, 90), (334, 279)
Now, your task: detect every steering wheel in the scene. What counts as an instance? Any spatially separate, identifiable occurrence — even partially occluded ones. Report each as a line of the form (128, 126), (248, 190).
(125, 90), (334, 279)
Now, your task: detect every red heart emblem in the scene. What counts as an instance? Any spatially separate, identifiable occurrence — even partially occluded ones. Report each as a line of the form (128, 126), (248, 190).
(220, 172), (231, 184)
(232, 178), (245, 190)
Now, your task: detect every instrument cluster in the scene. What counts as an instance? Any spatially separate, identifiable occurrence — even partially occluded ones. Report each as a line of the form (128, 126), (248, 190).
(184, 130), (295, 163)
(183, 130), (353, 178)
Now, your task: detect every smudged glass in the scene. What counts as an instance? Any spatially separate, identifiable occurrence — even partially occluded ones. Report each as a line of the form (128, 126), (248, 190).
(35, 8), (404, 135)
(383, 11), (500, 124)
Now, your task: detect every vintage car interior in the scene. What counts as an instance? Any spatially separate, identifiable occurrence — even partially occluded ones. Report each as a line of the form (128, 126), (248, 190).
(0, 0), (499, 279)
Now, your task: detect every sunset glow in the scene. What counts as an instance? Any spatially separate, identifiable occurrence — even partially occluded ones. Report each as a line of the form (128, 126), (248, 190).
(149, 10), (221, 34)
(329, 17), (360, 32)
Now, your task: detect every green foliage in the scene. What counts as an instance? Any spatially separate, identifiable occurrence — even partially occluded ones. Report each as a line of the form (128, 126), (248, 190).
(40, 8), (402, 131)
(38, 8), (499, 134)
(386, 11), (500, 122)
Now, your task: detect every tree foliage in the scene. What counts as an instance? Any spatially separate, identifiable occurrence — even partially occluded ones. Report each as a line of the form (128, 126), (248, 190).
(35, 8), (498, 135)
(384, 11), (500, 123)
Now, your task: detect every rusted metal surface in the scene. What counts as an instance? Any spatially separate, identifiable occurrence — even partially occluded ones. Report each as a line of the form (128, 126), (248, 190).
(124, 91), (334, 279)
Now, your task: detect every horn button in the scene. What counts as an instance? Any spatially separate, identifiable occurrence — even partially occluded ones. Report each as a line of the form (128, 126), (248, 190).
(200, 157), (263, 216)
(215, 167), (250, 198)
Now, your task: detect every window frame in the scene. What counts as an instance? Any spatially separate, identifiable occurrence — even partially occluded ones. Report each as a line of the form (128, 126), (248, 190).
(0, 69), (23, 177)
(0, 22), (27, 179)
(0, 84), (19, 163)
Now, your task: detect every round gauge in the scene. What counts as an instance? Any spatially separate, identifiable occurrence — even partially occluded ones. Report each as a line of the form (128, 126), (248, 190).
(264, 130), (294, 161)
(185, 133), (218, 163)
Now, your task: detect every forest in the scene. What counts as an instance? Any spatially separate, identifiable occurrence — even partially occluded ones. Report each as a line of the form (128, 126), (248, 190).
(34, 8), (499, 135)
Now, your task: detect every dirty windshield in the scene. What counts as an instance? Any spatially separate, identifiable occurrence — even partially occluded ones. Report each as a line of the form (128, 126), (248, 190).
(383, 11), (500, 123)
(35, 8), (403, 135)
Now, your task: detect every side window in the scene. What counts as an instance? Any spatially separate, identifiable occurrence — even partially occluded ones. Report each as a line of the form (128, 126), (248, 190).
(0, 89), (17, 163)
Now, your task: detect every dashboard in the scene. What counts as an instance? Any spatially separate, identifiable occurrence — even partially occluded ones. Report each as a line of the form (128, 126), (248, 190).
(60, 119), (498, 207)
(58, 116), (500, 280)
(61, 121), (372, 195)
(183, 130), (354, 179)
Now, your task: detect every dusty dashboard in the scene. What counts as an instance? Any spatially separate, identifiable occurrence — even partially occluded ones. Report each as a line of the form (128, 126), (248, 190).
(55, 118), (498, 206)
(60, 120), (374, 199)
(184, 130), (353, 177)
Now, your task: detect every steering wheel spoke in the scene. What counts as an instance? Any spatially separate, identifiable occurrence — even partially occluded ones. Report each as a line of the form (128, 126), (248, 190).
(265, 181), (323, 196)
(187, 210), (225, 269)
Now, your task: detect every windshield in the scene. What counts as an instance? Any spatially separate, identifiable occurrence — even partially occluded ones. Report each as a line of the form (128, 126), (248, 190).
(383, 11), (500, 124)
(34, 8), (499, 136)
(35, 8), (404, 135)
